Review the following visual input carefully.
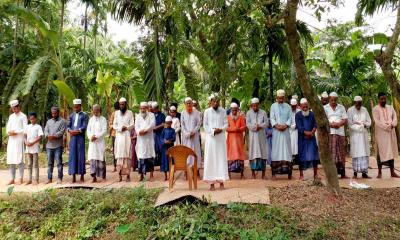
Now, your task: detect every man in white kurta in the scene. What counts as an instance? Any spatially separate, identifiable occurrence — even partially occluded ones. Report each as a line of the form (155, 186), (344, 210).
(289, 98), (300, 164)
(6, 100), (28, 185)
(270, 90), (292, 180)
(246, 98), (268, 179)
(347, 96), (371, 179)
(113, 97), (135, 182)
(87, 104), (108, 182)
(203, 96), (229, 191)
(135, 102), (156, 181)
(181, 97), (202, 169)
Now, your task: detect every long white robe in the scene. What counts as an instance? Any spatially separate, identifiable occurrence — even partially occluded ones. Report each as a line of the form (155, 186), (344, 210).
(290, 109), (300, 156)
(135, 112), (156, 159)
(6, 112), (28, 164)
(246, 109), (268, 160)
(203, 107), (229, 182)
(347, 106), (371, 158)
(181, 109), (202, 166)
(87, 115), (108, 161)
(270, 102), (292, 162)
(113, 110), (135, 159)
(171, 117), (181, 145)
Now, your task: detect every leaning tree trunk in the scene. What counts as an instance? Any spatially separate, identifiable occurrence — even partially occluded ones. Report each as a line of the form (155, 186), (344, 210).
(284, 0), (340, 194)
(268, 42), (274, 102)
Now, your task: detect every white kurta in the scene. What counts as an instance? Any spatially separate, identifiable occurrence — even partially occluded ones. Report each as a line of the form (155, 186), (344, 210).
(171, 117), (181, 145)
(6, 112), (28, 164)
(203, 107), (229, 182)
(290, 109), (300, 156)
(181, 109), (202, 166)
(135, 112), (156, 159)
(347, 106), (371, 158)
(25, 124), (43, 154)
(87, 116), (108, 161)
(113, 110), (135, 159)
(246, 109), (268, 160)
(270, 102), (292, 162)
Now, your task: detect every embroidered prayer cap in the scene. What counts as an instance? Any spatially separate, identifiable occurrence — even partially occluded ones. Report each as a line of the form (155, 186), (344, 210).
(277, 89), (285, 97)
(140, 102), (148, 107)
(300, 98), (308, 104)
(165, 116), (173, 122)
(170, 106), (177, 111)
(73, 99), (82, 105)
(290, 98), (297, 106)
(354, 96), (362, 102)
(230, 102), (238, 108)
(119, 97), (127, 103)
(184, 97), (192, 103)
(251, 98), (259, 104)
(329, 92), (338, 98)
(9, 100), (19, 107)
(321, 91), (329, 98)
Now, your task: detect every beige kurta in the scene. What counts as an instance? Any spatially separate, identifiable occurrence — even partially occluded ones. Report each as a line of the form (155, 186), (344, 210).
(372, 105), (398, 161)
(113, 110), (135, 159)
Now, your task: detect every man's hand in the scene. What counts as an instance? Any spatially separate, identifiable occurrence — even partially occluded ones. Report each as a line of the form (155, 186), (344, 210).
(8, 131), (16, 136)
(91, 136), (97, 142)
(214, 128), (222, 135)
(139, 130), (147, 136)
(256, 124), (262, 131)
(122, 126), (127, 131)
(190, 132), (196, 138)
(236, 127), (241, 133)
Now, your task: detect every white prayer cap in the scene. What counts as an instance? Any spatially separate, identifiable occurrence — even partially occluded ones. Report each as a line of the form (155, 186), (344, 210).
(321, 91), (329, 98)
(184, 97), (192, 103)
(230, 102), (238, 108)
(119, 97), (127, 103)
(300, 98), (308, 104)
(170, 106), (177, 111)
(151, 101), (158, 108)
(251, 98), (260, 104)
(354, 96), (362, 102)
(193, 100), (197, 104)
(277, 89), (285, 97)
(140, 102), (148, 107)
(165, 116), (173, 122)
(329, 92), (338, 98)
(290, 98), (297, 106)
(73, 99), (82, 105)
(292, 95), (298, 100)
(208, 93), (217, 101)
(9, 100), (19, 107)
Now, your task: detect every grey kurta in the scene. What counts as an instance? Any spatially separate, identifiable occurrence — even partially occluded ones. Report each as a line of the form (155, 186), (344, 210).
(270, 102), (292, 162)
(246, 109), (268, 160)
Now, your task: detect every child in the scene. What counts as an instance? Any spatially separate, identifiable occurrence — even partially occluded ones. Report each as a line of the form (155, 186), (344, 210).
(24, 112), (43, 185)
(160, 116), (176, 181)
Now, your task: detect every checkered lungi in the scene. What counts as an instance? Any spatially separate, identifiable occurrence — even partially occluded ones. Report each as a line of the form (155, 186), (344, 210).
(329, 134), (346, 175)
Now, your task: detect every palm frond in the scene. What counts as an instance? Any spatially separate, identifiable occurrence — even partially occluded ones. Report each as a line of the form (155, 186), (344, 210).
(110, 0), (148, 24)
(53, 80), (76, 108)
(143, 42), (164, 102)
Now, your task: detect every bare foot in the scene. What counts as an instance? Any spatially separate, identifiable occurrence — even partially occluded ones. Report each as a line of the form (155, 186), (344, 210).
(377, 173), (382, 179)
(219, 183), (225, 190)
(341, 175), (350, 179)
(391, 174), (400, 178)
(119, 175), (122, 182)
(7, 180), (15, 185)
(210, 185), (215, 191)
(299, 176), (304, 181)
(18, 179), (23, 185)
(25, 181), (32, 185)
(288, 175), (292, 180)
(271, 175), (277, 181)
(46, 179), (52, 184)
(112, 167), (117, 172)
(126, 176), (131, 182)
(314, 175), (321, 181)
(90, 178), (97, 183)
(33, 181), (39, 185)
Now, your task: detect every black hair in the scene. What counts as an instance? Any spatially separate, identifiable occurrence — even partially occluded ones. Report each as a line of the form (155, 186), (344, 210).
(171, 102), (178, 108)
(114, 101), (120, 110)
(231, 97), (240, 107)
(29, 112), (37, 118)
(378, 92), (386, 98)
(51, 106), (60, 113)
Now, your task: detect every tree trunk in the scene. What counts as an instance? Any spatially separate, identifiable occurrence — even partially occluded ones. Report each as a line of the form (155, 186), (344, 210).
(12, 15), (19, 69)
(268, 43), (274, 102)
(0, 113), (2, 149)
(59, 0), (65, 64)
(284, 0), (340, 194)
(83, 4), (88, 49)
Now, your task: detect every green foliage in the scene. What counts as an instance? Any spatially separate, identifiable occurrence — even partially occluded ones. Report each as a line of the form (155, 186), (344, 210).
(53, 80), (76, 107)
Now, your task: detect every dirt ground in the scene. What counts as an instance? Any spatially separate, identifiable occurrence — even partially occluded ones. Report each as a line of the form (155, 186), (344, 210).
(269, 181), (400, 239)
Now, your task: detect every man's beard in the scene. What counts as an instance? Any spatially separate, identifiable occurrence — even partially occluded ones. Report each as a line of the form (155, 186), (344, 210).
(120, 107), (127, 114)
(141, 112), (147, 118)
(380, 102), (386, 107)
(213, 106), (218, 110)
(302, 110), (310, 117)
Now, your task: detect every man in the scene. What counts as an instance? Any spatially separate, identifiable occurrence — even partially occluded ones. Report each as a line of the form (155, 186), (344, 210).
(170, 102), (181, 120)
(44, 107), (66, 184)
(290, 98), (300, 165)
(295, 98), (320, 180)
(324, 92), (348, 179)
(67, 99), (89, 183)
(135, 102), (156, 181)
(24, 112), (43, 185)
(372, 92), (400, 178)
(246, 97), (268, 179)
(113, 97), (135, 182)
(203, 95), (229, 191)
(169, 106), (181, 145)
(226, 102), (247, 179)
(152, 102), (165, 171)
(87, 104), (107, 182)
(270, 90), (292, 180)
(6, 100), (28, 185)
(226, 97), (240, 115)
(320, 91), (329, 106)
(109, 101), (120, 172)
(347, 96), (371, 179)
(181, 97), (202, 170)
